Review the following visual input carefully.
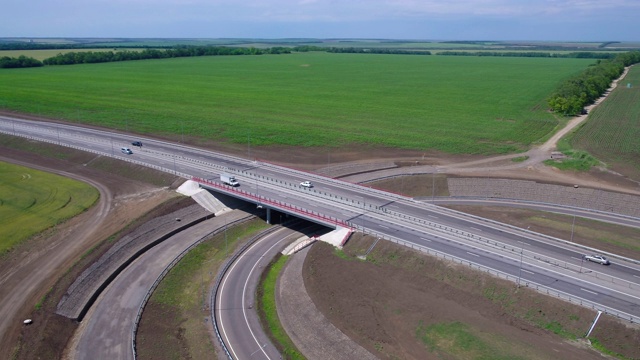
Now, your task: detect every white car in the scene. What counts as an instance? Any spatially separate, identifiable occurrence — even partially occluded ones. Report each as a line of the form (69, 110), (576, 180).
(584, 254), (610, 265)
(300, 181), (313, 188)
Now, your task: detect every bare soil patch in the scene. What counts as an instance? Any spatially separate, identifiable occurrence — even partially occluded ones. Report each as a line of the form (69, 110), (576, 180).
(303, 237), (640, 359)
(0, 137), (185, 359)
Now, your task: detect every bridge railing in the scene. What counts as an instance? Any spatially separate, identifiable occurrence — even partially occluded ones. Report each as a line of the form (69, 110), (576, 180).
(192, 177), (350, 229)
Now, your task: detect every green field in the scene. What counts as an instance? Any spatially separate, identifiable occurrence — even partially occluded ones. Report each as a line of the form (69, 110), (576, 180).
(569, 66), (640, 176)
(0, 53), (594, 154)
(0, 162), (99, 253)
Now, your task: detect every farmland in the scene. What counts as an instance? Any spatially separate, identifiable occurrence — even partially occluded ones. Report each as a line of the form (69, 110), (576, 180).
(0, 53), (594, 154)
(0, 162), (99, 254)
(569, 65), (640, 178)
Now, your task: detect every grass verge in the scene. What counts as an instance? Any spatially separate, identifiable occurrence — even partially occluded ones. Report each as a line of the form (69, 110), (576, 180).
(136, 218), (270, 360)
(257, 254), (305, 359)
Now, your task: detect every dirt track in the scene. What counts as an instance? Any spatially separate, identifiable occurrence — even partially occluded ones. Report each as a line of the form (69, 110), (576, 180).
(0, 146), (179, 357)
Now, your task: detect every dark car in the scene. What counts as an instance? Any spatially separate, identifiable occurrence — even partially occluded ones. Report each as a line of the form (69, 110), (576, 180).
(131, 141), (143, 147)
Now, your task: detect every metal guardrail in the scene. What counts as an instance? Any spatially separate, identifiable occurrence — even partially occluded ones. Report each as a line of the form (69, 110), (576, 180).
(352, 225), (640, 324)
(130, 215), (254, 359)
(209, 225), (286, 359)
(432, 195), (640, 221)
(0, 129), (193, 179)
(193, 177), (350, 229)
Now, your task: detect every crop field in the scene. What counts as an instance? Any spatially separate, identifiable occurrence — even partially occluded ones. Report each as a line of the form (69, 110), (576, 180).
(0, 162), (99, 253)
(0, 53), (594, 154)
(570, 66), (640, 176)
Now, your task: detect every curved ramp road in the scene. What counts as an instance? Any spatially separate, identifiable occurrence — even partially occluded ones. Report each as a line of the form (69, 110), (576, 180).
(215, 226), (305, 359)
(1, 117), (640, 326)
(71, 212), (248, 360)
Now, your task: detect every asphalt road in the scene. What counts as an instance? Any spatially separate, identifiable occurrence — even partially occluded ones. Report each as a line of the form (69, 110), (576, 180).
(2, 116), (640, 342)
(215, 225), (313, 359)
(71, 212), (249, 360)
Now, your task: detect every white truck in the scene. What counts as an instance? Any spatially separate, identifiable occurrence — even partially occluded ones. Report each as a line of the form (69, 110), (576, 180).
(220, 173), (239, 187)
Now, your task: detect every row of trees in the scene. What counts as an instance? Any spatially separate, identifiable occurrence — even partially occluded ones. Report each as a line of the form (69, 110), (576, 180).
(0, 55), (43, 68)
(41, 45), (291, 66)
(293, 45), (432, 55)
(548, 51), (640, 115)
(438, 51), (615, 59)
(326, 47), (431, 55)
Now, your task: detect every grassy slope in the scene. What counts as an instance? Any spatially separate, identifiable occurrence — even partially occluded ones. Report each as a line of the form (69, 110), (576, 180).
(0, 161), (98, 253)
(0, 53), (593, 154)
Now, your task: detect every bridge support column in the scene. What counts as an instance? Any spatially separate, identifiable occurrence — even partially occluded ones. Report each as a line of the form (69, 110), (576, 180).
(266, 208), (271, 224)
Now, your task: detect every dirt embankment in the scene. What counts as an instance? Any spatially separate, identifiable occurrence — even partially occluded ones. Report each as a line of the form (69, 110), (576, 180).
(303, 237), (640, 360)
(0, 136), (185, 359)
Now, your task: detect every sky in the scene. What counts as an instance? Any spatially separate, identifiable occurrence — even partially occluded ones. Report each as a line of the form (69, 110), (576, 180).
(2, 0), (639, 41)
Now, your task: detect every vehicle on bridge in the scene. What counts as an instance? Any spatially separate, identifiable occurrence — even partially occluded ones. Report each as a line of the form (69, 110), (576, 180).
(300, 181), (313, 188)
(131, 141), (143, 147)
(584, 254), (610, 265)
(221, 173), (239, 187)
(121, 147), (133, 154)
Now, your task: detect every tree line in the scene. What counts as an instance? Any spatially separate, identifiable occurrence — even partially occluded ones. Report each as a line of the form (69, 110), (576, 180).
(1, 45), (291, 68)
(326, 47), (431, 55)
(292, 45), (431, 55)
(0, 55), (43, 68)
(547, 51), (640, 115)
(438, 51), (615, 59)
(42, 46), (291, 65)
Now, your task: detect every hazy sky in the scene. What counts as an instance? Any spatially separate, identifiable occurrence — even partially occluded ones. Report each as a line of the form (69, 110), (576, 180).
(3, 0), (638, 41)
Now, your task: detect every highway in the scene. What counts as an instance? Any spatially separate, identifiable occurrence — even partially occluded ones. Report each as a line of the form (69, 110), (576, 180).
(1, 117), (640, 332)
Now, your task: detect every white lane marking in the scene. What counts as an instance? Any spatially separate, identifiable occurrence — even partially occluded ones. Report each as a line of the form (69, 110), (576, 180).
(581, 288), (598, 295)
(633, 275), (640, 279)
(379, 225), (390, 229)
(466, 252), (480, 257)
(470, 227), (482, 232)
(420, 237), (432, 242)
(522, 269), (534, 275)
(428, 215), (438, 219)
(389, 205), (399, 208)
(517, 241), (530, 246)
(219, 228), (288, 359)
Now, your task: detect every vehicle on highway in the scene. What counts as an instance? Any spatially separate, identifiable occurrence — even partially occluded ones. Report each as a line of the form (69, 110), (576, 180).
(131, 141), (143, 147)
(221, 173), (239, 187)
(300, 181), (313, 188)
(121, 147), (133, 154)
(584, 254), (610, 265)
